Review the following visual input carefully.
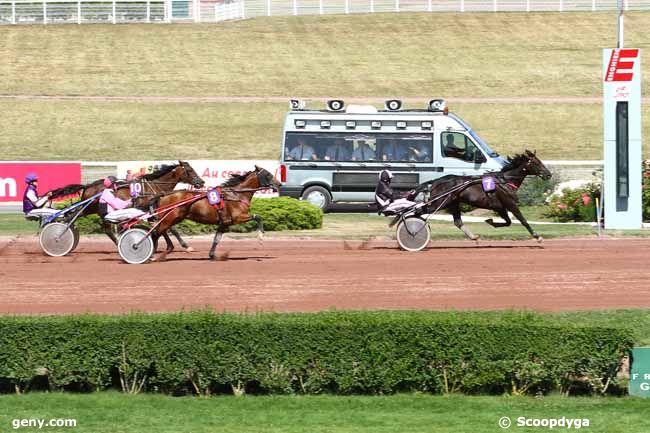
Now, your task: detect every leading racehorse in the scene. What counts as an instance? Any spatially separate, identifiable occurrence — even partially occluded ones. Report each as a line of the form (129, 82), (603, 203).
(148, 166), (281, 261)
(414, 150), (552, 242)
(48, 161), (205, 251)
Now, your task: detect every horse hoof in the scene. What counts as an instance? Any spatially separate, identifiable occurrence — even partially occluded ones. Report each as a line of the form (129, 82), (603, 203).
(536, 236), (544, 244)
(485, 218), (493, 225)
(150, 256), (158, 262)
(185, 246), (195, 253)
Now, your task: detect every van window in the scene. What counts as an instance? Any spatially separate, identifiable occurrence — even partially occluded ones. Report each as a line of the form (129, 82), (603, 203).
(284, 132), (433, 163)
(441, 132), (481, 162)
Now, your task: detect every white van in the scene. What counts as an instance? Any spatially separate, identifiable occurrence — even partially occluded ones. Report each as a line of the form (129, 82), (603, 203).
(278, 99), (507, 211)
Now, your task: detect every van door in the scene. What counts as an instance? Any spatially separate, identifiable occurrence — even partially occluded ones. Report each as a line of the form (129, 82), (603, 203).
(439, 131), (489, 176)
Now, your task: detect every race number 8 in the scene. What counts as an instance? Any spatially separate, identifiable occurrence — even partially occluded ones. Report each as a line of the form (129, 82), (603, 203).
(207, 190), (221, 205)
(130, 183), (142, 197)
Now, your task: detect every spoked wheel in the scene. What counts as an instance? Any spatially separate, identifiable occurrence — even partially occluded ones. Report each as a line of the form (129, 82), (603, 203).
(396, 216), (431, 252)
(118, 228), (154, 264)
(39, 222), (76, 257)
(70, 226), (80, 252)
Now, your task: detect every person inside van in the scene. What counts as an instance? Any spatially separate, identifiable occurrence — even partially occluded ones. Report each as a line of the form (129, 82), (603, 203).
(324, 139), (351, 161)
(374, 170), (416, 214)
(407, 142), (431, 162)
(443, 134), (465, 160)
(380, 139), (408, 161)
(351, 140), (376, 161)
(287, 139), (317, 161)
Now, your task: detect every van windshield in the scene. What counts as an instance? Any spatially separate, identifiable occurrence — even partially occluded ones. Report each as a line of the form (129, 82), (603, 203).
(448, 113), (499, 157)
(283, 132), (433, 163)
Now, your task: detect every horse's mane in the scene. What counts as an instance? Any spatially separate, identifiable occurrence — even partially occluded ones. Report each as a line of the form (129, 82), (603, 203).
(501, 153), (528, 172)
(137, 163), (179, 181)
(221, 170), (253, 187)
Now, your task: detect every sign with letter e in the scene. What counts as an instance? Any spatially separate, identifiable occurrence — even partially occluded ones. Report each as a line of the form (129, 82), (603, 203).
(630, 347), (650, 397)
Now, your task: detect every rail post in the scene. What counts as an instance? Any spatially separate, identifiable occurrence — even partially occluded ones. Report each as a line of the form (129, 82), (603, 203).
(77, 0), (81, 24)
(319, 0), (322, 14)
(267, 0), (270, 16)
(43, 0), (47, 24)
(345, 0), (349, 13)
(370, 0), (374, 13)
(146, 0), (150, 22)
(293, 0), (296, 15)
(395, 0), (399, 12)
(427, 0), (431, 12)
(11, 0), (16, 24)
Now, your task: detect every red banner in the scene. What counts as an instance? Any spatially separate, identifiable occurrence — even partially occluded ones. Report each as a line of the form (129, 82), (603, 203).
(0, 162), (81, 203)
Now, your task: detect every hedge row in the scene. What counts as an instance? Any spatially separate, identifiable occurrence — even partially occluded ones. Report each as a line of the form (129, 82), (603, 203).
(0, 311), (633, 396)
(65, 197), (322, 235)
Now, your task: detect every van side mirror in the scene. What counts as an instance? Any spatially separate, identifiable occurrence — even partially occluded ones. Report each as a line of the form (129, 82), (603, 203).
(474, 152), (487, 164)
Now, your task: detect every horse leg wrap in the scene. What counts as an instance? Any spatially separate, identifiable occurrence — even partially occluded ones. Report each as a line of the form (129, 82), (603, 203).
(460, 225), (479, 241)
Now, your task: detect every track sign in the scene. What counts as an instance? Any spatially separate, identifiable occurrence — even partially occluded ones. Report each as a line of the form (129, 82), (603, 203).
(207, 189), (221, 206)
(130, 182), (142, 197)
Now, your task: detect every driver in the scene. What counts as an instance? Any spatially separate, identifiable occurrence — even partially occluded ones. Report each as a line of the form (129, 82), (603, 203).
(100, 177), (145, 222)
(23, 172), (58, 220)
(374, 170), (416, 214)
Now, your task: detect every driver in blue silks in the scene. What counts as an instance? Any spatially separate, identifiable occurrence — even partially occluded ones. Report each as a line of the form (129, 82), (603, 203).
(374, 170), (416, 214)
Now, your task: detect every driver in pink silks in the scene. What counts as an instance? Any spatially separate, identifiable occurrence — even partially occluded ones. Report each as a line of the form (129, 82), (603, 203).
(100, 177), (145, 223)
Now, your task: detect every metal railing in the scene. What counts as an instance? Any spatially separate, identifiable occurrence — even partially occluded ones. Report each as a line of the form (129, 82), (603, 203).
(0, 0), (646, 25)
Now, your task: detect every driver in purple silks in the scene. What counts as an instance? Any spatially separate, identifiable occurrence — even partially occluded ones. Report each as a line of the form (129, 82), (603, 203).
(100, 177), (145, 222)
(23, 172), (58, 220)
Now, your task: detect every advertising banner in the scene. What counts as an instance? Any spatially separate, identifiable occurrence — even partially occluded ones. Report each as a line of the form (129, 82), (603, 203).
(117, 160), (280, 197)
(0, 162), (81, 203)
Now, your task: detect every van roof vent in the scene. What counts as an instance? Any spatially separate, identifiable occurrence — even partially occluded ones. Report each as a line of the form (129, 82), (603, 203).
(345, 104), (378, 114)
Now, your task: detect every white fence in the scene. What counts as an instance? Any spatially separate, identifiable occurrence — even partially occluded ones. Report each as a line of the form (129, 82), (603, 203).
(0, 0), (648, 25)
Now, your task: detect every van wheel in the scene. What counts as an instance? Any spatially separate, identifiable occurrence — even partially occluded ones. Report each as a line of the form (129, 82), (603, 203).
(301, 186), (331, 212)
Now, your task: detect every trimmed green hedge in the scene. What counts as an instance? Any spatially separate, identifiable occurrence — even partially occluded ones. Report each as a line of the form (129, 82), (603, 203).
(64, 197), (322, 235)
(0, 311), (632, 396)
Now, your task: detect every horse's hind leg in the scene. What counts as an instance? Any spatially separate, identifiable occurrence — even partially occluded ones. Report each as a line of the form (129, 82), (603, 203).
(170, 227), (194, 252)
(450, 203), (479, 241)
(510, 205), (543, 243)
(208, 228), (225, 261)
(103, 220), (118, 245)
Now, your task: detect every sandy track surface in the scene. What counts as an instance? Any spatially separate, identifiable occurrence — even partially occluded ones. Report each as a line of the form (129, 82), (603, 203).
(1, 236), (649, 315)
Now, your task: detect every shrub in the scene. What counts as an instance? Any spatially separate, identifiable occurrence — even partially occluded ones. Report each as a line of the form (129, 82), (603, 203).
(643, 160), (650, 221)
(52, 197), (323, 235)
(0, 311), (633, 397)
(544, 184), (600, 222)
(517, 176), (557, 207)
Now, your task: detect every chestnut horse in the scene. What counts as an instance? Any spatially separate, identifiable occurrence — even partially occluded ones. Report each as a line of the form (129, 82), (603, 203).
(48, 161), (205, 251)
(149, 166), (281, 261)
(415, 150), (552, 242)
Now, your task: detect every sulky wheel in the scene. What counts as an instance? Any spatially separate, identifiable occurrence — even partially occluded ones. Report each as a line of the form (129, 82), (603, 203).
(396, 216), (431, 252)
(39, 222), (76, 257)
(118, 228), (154, 265)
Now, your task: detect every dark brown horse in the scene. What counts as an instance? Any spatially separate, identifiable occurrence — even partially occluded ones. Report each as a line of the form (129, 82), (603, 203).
(415, 150), (552, 242)
(48, 161), (205, 251)
(148, 166), (281, 261)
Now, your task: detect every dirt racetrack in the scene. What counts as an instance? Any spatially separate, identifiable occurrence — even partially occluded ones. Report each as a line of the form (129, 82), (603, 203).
(1, 236), (649, 315)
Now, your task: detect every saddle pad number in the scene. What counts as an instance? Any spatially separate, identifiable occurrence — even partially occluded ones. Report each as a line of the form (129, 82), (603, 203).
(130, 183), (142, 197)
(207, 189), (221, 206)
(482, 176), (496, 192)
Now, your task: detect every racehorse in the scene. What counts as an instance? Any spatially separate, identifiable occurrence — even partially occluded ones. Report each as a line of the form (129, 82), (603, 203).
(415, 150), (552, 242)
(48, 161), (205, 251)
(148, 166), (281, 261)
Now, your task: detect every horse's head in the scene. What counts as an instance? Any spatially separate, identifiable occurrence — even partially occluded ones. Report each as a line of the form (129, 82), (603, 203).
(177, 160), (205, 189)
(254, 165), (282, 192)
(522, 150), (552, 180)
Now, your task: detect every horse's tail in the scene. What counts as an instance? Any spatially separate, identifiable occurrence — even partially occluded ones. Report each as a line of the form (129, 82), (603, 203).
(47, 184), (85, 199)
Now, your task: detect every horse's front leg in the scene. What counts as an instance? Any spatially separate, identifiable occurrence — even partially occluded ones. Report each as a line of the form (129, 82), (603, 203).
(251, 214), (264, 241)
(485, 209), (512, 228)
(209, 228), (225, 261)
(170, 227), (194, 252)
(449, 203), (479, 241)
(509, 205), (543, 243)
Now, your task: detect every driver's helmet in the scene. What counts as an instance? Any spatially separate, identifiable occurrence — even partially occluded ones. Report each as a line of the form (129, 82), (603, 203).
(25, 173), (39, 184)
(379, 170), (393, 183)
(103, 176), (117, 188)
